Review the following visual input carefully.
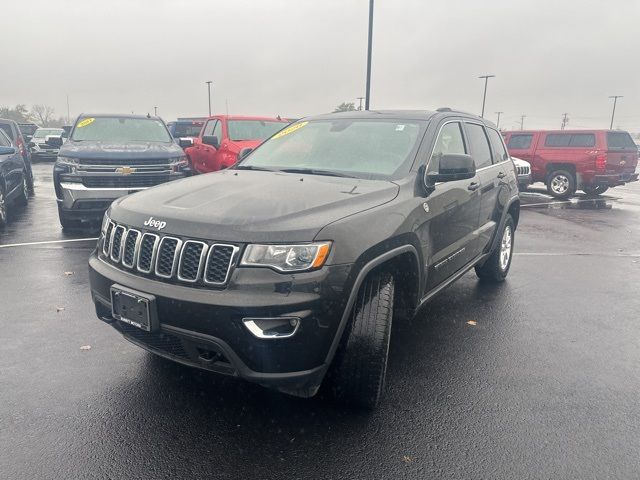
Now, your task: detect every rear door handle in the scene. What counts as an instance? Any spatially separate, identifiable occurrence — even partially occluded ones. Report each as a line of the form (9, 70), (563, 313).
(497, 171), (506, 179)
(468, 182), (480, 191)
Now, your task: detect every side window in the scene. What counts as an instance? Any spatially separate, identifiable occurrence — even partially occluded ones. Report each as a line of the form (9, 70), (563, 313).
(487, 128), (509, 163)
(0, 130), (11, 147)
(544, 134), (571, 147)
(568, 134), (595, 147)
(428, 122), (466, 173)
(465, 123), (492, 169)
(212, 121), (223, 142)
(0, 124), (13, 141)
(202, 120), (217, 137)
(507, 134), (533, 150)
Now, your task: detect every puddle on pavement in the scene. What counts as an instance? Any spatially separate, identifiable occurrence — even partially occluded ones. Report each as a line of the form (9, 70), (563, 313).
(522, 196), (613, 210)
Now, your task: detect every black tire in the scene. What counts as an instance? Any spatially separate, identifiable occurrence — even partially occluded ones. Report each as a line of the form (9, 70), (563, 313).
(583, 185), (609, 196)
(0, 183), (8, 228)
(58, 205), (79, 230)
(329, 270), (395, 409)
(14, 173), (29, 206)
(546, 169), (576, 199)
(475, 214), (515, 283)
(26, 166), (35, 193)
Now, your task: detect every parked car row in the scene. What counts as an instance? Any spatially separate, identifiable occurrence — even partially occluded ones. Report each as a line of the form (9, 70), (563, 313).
(503, 129), (639, 198)
(0, 126), (31, 226)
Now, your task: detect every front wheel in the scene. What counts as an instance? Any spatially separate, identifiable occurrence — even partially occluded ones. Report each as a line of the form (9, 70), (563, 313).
(0, 183), (8, 227)
(329, 270), (395, 409)
(475, 214), (515, 283)
(546, 170), (576, 199)
(583, 185), (609, 196)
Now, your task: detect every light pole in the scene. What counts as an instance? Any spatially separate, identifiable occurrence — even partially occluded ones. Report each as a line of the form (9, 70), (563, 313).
(364, 0), (374, 110)
(520, 115), (526, 130)
(478, 75), (495, 118)
(154, 106), (158, 116)
(495, 111), (503, 128)
(609, 95), (622, 130)
(206, 81), (213, 116)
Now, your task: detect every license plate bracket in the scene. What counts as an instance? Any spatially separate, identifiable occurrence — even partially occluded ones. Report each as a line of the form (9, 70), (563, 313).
(110, 284), (159, 332)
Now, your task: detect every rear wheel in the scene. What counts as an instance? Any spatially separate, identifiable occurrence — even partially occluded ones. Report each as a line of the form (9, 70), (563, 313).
(546, 169), (576, 199)
(475, 214), (515, 283)
(583, 185), (609, 196)
(329, 270), (395, 409)
(15, 173), (29, 206)
(0, 183), (8, 227)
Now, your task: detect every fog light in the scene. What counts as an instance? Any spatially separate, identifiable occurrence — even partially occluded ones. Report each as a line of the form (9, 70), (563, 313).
(242, 317), (300, 339)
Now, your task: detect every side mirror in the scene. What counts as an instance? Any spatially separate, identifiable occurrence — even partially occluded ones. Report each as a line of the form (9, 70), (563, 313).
(0, 146), (17, 155)
(425, 154), (476, 185)
(178, 137), (194, 149)
(238, 147), (253, 161)
(202, 135), (219, 148)
(46, 136), (63, 148)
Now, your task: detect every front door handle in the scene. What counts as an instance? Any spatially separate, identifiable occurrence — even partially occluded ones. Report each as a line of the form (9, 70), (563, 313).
(468, 182), (480, 191)
(497, 171), (506, 179)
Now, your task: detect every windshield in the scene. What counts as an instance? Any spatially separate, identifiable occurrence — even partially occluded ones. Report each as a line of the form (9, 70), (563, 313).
(172, 123), (203, 138)
(33, 128), (63, 138)
(71, 117), (172, 142)
(238, 119), (424, 179)
(18, 124), (38, 135)
(227, 120), (289, 141)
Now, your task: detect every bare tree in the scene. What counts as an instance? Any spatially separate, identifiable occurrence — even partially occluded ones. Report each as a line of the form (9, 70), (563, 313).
(31, 104), (56, 127)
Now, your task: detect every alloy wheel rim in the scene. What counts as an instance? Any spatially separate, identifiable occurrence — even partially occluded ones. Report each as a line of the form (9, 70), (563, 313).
(500, 226), (512, 271)
(551, 175), (569, 194)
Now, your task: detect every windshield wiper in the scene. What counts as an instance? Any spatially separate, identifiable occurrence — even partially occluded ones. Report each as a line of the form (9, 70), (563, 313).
(234, 165), (278, 172)
(278, 168), (357, 178)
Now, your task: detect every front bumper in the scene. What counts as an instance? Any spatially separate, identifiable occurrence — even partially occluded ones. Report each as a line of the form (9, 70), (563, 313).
(31, 147), (59, 158)
(89, 252), (352, 392)
(517, 173), (532, 190)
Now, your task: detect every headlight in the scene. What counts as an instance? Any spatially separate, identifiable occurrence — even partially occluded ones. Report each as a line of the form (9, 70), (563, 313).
(101, 211), (111, 235)
(241, 242), (331, 272)
(56, 156), (79, 167)
(169, 156), (189, 172)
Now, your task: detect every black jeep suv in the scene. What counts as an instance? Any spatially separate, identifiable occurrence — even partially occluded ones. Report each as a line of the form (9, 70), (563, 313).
(89, 110), (520, 409)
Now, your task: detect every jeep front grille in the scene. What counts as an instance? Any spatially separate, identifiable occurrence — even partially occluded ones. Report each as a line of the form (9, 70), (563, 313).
(102, 221), (239, 287)
(516, 165), (530, 175)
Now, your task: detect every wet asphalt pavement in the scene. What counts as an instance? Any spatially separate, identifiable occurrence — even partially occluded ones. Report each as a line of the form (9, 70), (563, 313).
(2, 163), (640, 479)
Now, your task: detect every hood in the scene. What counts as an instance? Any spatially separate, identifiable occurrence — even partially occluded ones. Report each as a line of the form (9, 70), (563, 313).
(59, 140), (183, 160)
(110, 170), (399, 242)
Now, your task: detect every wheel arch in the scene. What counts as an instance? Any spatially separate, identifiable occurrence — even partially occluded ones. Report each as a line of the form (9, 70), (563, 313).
(546, 163), (576, 178)
(322, 244), (421, 369)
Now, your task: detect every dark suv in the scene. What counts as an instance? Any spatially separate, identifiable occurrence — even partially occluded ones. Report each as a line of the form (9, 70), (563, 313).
(89, 110), (520, 409)
(54, 114), (191, 229)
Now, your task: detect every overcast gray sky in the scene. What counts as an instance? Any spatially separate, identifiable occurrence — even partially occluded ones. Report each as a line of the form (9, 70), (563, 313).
(3, 0), (639, 131)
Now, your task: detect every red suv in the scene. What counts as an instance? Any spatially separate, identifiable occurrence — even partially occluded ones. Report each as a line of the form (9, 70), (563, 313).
(186, 115), (289, 174)
(503, 129), (638, 198)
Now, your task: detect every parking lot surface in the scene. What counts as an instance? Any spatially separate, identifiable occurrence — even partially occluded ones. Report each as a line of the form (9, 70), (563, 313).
(2, 163), (640, 479)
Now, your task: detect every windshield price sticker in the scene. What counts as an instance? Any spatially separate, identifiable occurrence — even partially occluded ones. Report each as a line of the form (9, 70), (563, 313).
(77, 118), (95, 128)
(272, 121), (308, 140)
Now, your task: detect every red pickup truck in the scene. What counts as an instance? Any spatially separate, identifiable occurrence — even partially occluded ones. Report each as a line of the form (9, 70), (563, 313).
(185, 115), (290, 174)
(503, 129), (638, 198)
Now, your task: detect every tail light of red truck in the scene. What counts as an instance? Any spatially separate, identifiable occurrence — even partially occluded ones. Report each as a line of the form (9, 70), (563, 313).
(595, 153), (607, 172)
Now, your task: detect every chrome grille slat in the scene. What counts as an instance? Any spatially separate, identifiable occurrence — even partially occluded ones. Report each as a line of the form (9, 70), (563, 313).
(155, 237), (182, 279)
(177, 241), (208, 283)
(137, 233), (159, 273)
(204, 244), (239, 285)
(110, 225), (126, 262)
(122, 229), (141, 268)
(101, 221), (237, 287)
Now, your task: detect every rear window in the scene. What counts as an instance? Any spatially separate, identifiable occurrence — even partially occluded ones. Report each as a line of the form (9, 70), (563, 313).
(18, 124), (38, 136)
(545, 133), (595, 148)
(172, 123), (203, 138)
(507, 134), (533, 150)
(607, 132), (636, 150)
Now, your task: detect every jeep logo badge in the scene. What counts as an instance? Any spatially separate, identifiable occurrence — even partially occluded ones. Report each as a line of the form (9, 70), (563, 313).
(144, 216), (167, 231)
